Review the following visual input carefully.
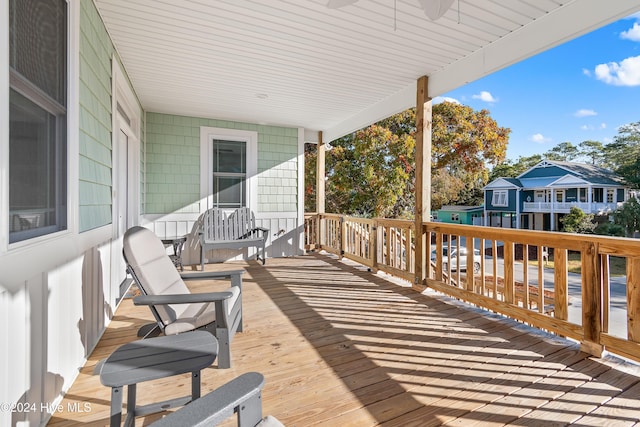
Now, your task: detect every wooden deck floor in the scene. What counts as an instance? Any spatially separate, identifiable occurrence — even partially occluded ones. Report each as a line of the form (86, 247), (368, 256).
(48, 253), (640, 426)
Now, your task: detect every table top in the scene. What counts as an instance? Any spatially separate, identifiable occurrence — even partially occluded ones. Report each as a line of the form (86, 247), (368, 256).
(100, 331), (218, 387)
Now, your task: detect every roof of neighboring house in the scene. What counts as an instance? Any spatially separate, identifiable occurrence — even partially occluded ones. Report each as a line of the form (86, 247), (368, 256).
(483, 177), (522, 190)
(547, 160), (626, 185)
(487, 160), (627, 190)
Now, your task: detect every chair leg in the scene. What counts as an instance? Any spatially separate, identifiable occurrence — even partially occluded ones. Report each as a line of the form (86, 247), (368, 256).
(216, 327), (231, 369)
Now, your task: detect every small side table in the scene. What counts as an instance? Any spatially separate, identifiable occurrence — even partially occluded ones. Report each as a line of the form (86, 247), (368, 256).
(161, 235), (187, 271)
(100, 331), (218, 427)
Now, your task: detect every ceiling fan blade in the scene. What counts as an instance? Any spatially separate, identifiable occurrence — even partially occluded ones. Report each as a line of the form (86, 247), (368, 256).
(417, 0), (454, 20)
(326, 0), (358, 9)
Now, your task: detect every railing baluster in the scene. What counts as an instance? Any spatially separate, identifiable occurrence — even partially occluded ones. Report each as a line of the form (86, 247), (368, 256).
(554, 248), (568, 321)
(602, 254), (610, 334)
(628, 257), (640, 342)
(581, 242), (602, 356)
(537, 245), (544, 314)
(522, 244), (529, 309)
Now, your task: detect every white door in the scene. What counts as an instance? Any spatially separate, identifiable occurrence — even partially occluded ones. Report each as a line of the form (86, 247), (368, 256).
(113, 123), (138, 298)
(111, 58), (141, 306)
(116, 129), (130, 237)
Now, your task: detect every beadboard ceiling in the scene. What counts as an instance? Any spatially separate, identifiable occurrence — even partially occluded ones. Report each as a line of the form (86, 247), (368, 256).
(94, 0), (640, 142)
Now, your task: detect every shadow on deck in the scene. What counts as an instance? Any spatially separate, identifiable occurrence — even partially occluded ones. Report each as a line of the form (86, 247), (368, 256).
(48, 253), (640, 426)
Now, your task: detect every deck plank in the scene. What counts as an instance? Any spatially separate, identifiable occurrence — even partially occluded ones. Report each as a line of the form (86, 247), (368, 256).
(47, 253), (640, 426)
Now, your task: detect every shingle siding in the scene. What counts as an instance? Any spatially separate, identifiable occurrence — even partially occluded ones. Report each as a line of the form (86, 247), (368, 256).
(78, 1), (115, 231)
(145, 113), (298, 214)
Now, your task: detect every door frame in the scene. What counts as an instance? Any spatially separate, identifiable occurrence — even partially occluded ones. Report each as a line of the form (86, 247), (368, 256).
(111, 57), (141, 238)
(111, 57), (141, 303)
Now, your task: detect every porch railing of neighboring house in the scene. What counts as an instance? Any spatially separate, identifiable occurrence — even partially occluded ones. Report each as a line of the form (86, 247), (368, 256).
(522, 201), (623, 214)
(304, 213), (640, 364)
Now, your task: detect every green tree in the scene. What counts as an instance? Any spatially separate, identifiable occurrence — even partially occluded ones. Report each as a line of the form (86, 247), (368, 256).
(304, 143), (317, 212)
(326, 125), (414, 218)
(614, 197), (640, 237)
(560, 206), (596, 234)
(545, 141), (579, 161)
(578, 140), (604, 166)
(431, 102), (510, 208)
(602, 122), (640, 187)
(305, 102), (509, 216)
(489, 154), (542, 181)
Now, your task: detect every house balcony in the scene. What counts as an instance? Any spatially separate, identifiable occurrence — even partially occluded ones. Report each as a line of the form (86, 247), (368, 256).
(522, 201), (623, 214)
(48, 215), (640, 425)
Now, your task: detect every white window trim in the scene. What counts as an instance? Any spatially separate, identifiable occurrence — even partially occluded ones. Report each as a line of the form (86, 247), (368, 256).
(492, 190), (509, 207)
(200, 127), (258, 214)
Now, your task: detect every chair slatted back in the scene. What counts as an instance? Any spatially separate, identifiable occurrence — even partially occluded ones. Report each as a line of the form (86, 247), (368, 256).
(228, 208), (255, 239)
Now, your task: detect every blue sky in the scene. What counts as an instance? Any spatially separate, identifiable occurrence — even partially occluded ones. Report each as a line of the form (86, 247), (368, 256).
(435, 12), (640, 162)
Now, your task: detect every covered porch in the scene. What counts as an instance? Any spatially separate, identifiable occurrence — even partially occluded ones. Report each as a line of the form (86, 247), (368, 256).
(48, 254), (640, 426)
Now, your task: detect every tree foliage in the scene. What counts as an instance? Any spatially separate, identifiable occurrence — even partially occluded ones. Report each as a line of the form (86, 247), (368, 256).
(488, 154), (542, 180)
(544, 141), (579, 161)
(578, 140), (604, 165)
(614, 197), (640, 237)
(304, 102), (510, 217)
(325, 125), (414, 218)
(560, 207), (596, 234)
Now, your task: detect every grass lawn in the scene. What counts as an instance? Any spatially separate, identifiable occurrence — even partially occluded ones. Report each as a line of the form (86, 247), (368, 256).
(530, 253), (627, 276)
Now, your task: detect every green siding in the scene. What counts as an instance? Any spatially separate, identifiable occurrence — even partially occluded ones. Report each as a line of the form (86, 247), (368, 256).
(145, 113), (298, 214)
(78, 1), (114, 231)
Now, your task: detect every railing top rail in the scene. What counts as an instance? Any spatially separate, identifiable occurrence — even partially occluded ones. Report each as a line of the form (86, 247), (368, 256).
(376, 218), (414, 228)
(304, 213), (640, 257)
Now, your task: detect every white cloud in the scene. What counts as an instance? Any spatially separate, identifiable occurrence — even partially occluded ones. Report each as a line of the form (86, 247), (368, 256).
(530, 133), (552, 144)
(432, 96), (460, 105)
(621, 22), (640, 41)
(594, 55), (640, 86)
(472, 91), (497, 103)
(574, 109), (597, 117)
(582, 68), (591, 77)
(580, 122), (606, 131)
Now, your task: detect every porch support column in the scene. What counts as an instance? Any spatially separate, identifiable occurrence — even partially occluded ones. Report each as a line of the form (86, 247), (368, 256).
(414, 76), (431, 290)
(515, 190), (521, 229)
(317, 131), (325, 214)
(550, 188), (556, 231)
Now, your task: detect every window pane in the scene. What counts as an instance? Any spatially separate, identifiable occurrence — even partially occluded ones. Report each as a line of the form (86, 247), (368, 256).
(9, 90), (67, 242)
(8, 0), (67, 243)
(212, 140), (245, 173)
(9, 0), (67, 105)
(213, 176), (245, 208)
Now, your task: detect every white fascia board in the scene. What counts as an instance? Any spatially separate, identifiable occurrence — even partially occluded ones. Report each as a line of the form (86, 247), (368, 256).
(322, 0), (640, 143)
(428, 0), (640, 97)
(484, 178), (519, 190)
(549, 174), (590, 187)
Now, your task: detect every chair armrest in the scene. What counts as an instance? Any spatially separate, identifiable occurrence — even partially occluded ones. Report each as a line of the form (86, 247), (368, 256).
(180, 269), (244, 289)
(133, 291), (233, 306)
(180, 269), (245, 281)
(149, 372), (265, 427)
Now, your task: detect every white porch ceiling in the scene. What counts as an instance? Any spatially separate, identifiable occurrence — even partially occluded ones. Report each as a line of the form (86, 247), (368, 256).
(94, 0), (640, 142)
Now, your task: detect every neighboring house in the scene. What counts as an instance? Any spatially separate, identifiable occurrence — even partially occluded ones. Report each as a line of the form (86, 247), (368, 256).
(433, 206), (484, 226)
(484, 160), (631, 231)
